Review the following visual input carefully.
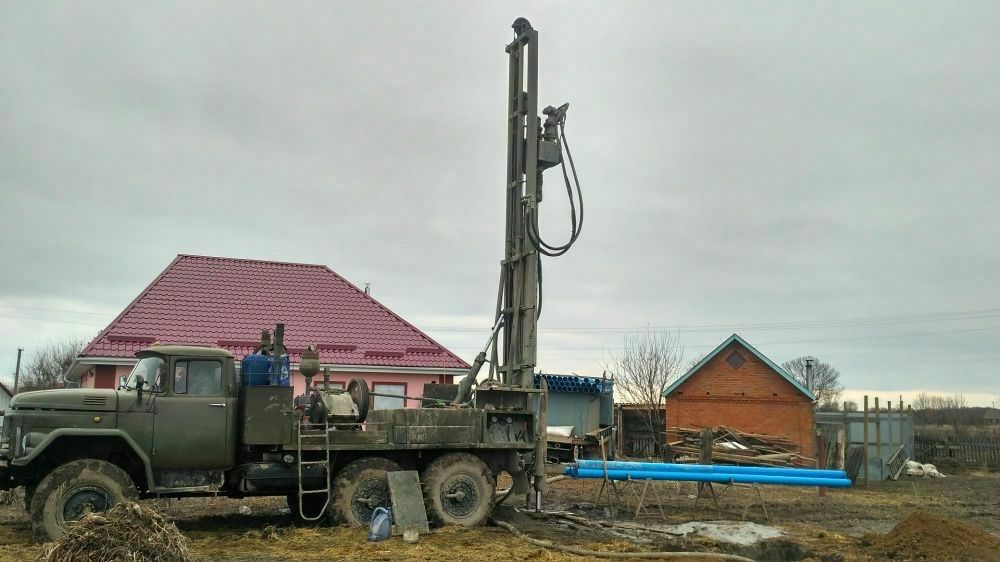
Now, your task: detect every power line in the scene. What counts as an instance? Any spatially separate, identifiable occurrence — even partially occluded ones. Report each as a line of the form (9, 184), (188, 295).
(446, 325), (1000, 351)
(422, 307), (1000, 333)
(0, 313), (106, 327)
(0, 305), (115, 316)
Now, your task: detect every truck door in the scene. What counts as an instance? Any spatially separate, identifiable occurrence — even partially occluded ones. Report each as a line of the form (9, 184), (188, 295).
(152, 358), (231, 470)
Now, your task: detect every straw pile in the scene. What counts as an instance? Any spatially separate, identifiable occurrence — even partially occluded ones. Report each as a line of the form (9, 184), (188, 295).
(37, 502), (192, 562)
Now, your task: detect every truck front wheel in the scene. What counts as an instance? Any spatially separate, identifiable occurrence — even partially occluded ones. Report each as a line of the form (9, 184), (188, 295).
(330, 457), (401, 526)
(422, 453), (494, 527)
(29, 459), (138, 542)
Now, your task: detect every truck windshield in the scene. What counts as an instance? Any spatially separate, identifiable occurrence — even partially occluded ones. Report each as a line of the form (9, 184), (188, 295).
(125, 356), (165, 392)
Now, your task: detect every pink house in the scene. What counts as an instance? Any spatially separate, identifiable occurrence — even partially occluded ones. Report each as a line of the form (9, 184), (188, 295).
(66, 255), (469, 408)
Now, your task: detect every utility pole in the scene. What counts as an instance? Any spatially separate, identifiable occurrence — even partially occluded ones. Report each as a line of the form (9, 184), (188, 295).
(13, 347), (23, 394)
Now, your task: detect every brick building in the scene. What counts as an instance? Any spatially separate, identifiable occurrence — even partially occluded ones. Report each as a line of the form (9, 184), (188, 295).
(65, 255), (469, 408)
(663, 334), (816, 458)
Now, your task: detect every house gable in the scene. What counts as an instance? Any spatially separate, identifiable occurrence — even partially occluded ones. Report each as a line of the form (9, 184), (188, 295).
(664, 334), (815, 401)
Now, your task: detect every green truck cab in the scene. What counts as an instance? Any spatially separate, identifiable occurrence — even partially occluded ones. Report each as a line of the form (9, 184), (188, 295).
(0, 344), (537, 542)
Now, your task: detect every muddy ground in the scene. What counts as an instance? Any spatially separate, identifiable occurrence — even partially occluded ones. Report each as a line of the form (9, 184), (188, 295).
(1, 472), (997, 561)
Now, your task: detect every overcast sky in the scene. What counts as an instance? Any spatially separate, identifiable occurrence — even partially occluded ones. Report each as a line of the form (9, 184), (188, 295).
(1, 2), (997, 406)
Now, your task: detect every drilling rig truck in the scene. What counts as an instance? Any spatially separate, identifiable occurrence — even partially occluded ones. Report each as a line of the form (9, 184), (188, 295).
(0, 17), (584, 542)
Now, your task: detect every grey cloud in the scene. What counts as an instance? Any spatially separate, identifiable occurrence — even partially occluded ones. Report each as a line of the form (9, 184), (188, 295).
(1, 2), (998, 401)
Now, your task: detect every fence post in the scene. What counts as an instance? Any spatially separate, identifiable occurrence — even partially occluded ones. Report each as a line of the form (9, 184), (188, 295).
(838, 428), (846, 470)
(899, 396), (905, 456)
(875, 397), (882, 480)
(842, 401), (850, 470)
(888, 400), (893, 451)
(817, 428), (826, 497)
(863, 395), (870, 488)
(907, 404), (913, 459)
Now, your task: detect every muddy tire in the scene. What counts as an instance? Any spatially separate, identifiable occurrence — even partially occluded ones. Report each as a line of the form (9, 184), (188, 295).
(29, 459), (138, 542)
(286, 492), (328, 521)
(422, 452), (494, 527)
(330, 457), (401, 526)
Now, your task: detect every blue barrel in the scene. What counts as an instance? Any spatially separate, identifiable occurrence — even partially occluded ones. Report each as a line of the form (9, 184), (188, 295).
(241, 354), (271, 386)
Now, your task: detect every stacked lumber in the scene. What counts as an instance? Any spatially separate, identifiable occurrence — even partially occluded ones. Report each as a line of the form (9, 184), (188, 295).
(666, 425), (814, 467)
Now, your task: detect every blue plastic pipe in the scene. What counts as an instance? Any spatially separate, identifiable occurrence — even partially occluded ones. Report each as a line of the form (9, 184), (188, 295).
(574, 459), (846, 480)
(566, 467), (852, 488)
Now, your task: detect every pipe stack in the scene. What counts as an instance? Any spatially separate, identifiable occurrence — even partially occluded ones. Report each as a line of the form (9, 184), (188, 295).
(565, 459), (852, 488)
(534, 373), (612, 395)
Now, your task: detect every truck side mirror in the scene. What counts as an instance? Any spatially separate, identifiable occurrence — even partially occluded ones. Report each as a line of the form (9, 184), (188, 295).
(118, 376), (126, 390)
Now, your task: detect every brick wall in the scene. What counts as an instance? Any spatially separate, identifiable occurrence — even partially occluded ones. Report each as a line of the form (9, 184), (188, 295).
(665, 341), (815, 458)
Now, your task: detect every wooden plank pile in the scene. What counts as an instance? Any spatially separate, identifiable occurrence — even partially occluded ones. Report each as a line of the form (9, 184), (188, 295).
(666, 426), (814, 467)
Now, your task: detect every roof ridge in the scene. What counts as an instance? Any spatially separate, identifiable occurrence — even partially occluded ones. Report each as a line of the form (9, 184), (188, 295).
(0, 380), (12, 396)
(177, 254), (329, 269)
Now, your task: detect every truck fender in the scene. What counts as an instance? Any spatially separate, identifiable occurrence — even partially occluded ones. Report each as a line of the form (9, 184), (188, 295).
(11, 428), (155, 491)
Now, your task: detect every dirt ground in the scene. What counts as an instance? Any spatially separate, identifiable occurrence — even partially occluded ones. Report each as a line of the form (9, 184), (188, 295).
(1, 472), (997, 561)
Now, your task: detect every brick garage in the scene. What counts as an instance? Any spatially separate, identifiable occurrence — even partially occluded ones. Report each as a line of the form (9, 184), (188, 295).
(663, 334), (816, 458)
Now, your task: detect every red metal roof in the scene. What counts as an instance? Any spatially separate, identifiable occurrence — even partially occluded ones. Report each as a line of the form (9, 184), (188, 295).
(81, 255), (469, 370)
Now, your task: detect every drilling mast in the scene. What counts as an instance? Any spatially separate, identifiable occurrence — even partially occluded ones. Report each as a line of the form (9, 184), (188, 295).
(453, 17), (583, 506)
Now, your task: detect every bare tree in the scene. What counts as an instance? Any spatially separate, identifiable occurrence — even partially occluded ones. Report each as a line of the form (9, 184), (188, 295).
(912, 392), (933, 411)
(683, 353), (706, 374)
(606, 330), (684, 456)
(843, 400), (859, 412)
(781, 356), (844, 408)
(18, 338), (85, 392)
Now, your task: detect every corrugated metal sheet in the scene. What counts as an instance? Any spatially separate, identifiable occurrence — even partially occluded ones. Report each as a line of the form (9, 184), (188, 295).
(816, 410), (914, 481)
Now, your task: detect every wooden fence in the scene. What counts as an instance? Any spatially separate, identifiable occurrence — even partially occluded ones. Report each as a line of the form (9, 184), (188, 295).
(914, 436), (1000, 465)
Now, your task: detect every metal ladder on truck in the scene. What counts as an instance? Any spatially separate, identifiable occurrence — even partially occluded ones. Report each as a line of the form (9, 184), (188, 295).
(296, 418), (332, 521)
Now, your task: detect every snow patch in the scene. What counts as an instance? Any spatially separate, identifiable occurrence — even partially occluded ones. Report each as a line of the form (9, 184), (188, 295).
(661, 521), (784, 546)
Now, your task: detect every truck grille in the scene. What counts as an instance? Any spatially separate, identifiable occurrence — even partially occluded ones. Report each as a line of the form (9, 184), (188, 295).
(82, 396), (108, 407)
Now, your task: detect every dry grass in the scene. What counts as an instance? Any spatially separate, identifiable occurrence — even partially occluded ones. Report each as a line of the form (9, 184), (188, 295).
(0, 474), (995, 562)
(186, 524), (590, 561)
(38, 502), (191, 562)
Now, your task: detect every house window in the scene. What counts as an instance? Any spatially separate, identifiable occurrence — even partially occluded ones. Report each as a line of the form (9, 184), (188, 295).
(373, 383), (405, 410)
(725, 351), (746, 370)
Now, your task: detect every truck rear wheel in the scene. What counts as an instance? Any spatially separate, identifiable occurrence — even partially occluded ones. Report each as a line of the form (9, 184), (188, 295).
(330, 457), (400, 526)
(422, 452), (494, 527)
(286, 492), (328, 521)
(29, 459), (138, 542)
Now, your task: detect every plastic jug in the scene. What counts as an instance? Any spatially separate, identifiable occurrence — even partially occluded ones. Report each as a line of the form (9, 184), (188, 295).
(268, 354), (291, 386)
(367, 507), (392, 542)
